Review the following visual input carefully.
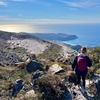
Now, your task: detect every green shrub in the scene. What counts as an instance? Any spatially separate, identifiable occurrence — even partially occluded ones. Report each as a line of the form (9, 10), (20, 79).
(35, 74), (67, 100)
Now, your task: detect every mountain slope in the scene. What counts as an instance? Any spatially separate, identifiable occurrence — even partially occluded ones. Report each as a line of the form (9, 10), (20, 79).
(0, 30), (100, 100)
(0, 31), (75, 65)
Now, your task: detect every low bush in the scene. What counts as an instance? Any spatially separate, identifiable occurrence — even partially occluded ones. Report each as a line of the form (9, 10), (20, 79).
(35, 74), (67, 100)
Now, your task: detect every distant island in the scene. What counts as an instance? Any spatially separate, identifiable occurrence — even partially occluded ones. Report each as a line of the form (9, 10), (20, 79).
(32, 33), (78, 41)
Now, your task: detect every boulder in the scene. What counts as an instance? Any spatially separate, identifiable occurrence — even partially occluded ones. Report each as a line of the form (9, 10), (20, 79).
(32, 71), (46, 80)
(26, 60), (42, 73)
(12, 79), (24, 97)
(48, 64), (64, 74)
(31, 71), (46, 87)
(25, 90), (36, 98)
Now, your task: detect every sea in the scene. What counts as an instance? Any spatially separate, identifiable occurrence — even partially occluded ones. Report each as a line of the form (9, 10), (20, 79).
(33, 23), (100, 47)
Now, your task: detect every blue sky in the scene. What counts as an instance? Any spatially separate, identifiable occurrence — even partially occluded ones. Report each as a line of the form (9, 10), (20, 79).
(0, 0), (100, 32)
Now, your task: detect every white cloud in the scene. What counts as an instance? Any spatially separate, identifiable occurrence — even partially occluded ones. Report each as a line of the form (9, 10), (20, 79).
(0, 0), (7, 6)
(0, 16), (23, 24)
(58, 0), (100, 8)
(0, 0), (35, 6)
(0, 16), (100, 24)
(11, 0), (34, 2)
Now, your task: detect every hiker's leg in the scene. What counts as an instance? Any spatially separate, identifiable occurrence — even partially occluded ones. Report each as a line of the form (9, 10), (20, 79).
(82, 75), (86, 88)
(77, 75), (81, 85)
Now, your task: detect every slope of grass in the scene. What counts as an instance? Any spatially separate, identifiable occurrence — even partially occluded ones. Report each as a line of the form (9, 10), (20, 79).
(37, 43), (61, 61)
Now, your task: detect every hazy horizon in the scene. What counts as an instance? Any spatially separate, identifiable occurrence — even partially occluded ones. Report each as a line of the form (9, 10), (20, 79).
(0, 0), (100, 26)
(0, 23), (100, 33)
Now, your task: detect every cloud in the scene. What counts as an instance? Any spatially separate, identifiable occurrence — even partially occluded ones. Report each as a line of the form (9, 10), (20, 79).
(58, 0), (100, 9)
(11, 0), (35, 2)
(0, 16), (100, 24)
(0, 0), (7, 6)
(0, 16), (24, 24)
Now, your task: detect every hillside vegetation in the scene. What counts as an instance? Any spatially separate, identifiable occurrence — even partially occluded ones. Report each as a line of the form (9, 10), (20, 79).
(0, 46), (100, 100)
(88, 47), (100, 74)
(0, 30), (100, 100)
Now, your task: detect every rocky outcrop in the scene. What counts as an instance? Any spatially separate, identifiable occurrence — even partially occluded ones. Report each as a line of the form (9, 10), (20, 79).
(7, 38), (51, 55)
(0, 50), (21, 65)
(26, 60), (42, 73)
(25, 90), (36, 98)
(31, 71), (46, 80)
(0, 31), (77, 65)
(31, 71), (46, 88)
(7, 36), (76, 58)
(12, 79), (24, 97)
(48, 64), (64, 74)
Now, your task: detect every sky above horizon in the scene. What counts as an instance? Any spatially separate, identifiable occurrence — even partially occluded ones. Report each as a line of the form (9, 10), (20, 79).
(0, 0), (100, 32)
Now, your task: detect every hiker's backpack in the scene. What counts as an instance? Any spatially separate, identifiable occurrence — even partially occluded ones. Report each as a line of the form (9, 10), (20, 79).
(77, 56), (87, 71)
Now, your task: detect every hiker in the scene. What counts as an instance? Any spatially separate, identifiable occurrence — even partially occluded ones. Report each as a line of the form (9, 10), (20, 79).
(71, 46), (92, 93)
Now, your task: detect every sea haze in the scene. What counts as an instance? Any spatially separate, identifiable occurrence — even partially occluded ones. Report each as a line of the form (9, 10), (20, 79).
(31, 23), (100, 47)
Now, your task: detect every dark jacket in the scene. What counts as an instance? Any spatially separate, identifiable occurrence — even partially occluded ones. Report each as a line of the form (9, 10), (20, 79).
(71, 53), (92, 75)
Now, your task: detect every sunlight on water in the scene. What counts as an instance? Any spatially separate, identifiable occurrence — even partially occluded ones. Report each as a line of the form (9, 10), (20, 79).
(0, 24), (36, 33)
(0, 23), (100, 47)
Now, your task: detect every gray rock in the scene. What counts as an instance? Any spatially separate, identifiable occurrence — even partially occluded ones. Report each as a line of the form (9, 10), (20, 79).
(25, 90), (36, 98)
(0, 50), (21, 65)
(26, 60), (42, 73)
(32, 71), (46, 80)
(48, 64), (64, 74)
(31, 71), (46, 88)
(12, 79), (24, 97)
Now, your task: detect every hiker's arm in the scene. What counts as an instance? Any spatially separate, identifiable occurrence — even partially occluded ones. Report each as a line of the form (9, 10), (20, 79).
(71, 56), (77, 70)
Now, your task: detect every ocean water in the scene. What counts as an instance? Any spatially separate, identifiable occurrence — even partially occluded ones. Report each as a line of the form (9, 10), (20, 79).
(33, 23), (100, 47)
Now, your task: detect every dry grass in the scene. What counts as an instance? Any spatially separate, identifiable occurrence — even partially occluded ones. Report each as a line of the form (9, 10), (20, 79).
(0, 45), (100, 99)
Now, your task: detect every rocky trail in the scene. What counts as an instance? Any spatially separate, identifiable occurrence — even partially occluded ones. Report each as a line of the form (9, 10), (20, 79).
(67, 83), (93, 100)
(66, 74), (100, 100)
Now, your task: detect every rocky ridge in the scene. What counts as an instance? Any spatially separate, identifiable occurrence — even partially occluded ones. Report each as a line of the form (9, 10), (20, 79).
(0, 30), (76, 65)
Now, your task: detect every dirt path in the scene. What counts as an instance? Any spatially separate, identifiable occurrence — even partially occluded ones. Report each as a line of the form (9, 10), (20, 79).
(66, 74), (100, 100)
(66, 83), (93, 100)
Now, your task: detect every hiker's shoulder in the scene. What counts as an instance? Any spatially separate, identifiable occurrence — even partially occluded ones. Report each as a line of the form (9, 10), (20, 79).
(77, 53), (86, 57)
(77, 53), (90, 59)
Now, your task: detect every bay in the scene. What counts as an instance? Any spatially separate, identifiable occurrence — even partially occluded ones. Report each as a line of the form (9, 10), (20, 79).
(33, 23), (100, 47)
